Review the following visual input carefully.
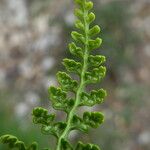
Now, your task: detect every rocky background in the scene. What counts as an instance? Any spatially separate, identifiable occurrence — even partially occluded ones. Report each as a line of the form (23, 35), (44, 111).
(0, 0), (150, 150)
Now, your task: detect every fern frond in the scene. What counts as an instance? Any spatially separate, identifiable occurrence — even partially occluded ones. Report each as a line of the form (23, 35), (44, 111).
(48, 0), (107, 149)
(0, 135), (38, 150)
(0, 0), (107, 149)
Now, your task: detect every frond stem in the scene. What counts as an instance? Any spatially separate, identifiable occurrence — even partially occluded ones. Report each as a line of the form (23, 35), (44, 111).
(56, 2), (89, 150)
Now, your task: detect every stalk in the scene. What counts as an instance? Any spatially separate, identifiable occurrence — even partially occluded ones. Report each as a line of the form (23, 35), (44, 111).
(56, 3), (89, 150)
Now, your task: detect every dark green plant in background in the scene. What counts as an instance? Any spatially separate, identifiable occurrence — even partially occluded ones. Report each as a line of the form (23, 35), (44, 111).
(0, 0), (107, 149)
(95, 0), (138, 73)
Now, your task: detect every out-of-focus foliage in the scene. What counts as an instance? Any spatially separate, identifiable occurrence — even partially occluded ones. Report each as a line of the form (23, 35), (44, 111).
(95, 1), (139, 72)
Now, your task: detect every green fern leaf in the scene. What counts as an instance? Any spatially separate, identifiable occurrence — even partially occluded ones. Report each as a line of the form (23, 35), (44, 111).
(1, 0), (108, 149)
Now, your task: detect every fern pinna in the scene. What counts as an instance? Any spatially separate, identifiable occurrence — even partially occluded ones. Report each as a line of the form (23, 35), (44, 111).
(0, 0), (107, 149)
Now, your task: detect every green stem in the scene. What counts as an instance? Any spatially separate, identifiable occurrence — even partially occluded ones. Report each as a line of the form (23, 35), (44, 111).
(56, 4), (89, 150)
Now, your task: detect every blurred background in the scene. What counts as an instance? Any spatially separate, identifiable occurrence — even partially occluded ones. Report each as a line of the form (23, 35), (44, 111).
(0, 0), (150, 149)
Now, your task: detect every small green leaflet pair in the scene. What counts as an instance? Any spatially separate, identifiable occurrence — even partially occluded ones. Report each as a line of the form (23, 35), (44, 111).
(0, 0), (107, 149)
